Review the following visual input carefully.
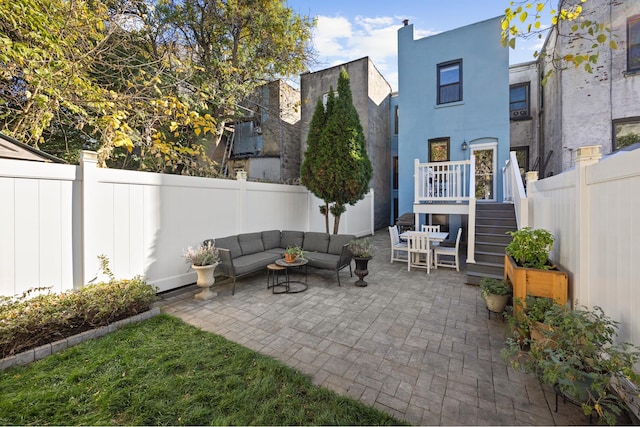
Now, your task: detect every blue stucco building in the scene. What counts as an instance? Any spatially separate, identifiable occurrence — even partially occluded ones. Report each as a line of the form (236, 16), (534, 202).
(396, 16), (510, 235)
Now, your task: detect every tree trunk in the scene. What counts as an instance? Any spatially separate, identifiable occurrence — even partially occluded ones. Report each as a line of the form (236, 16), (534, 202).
(324, 202), (330, 233)
(213, 119), (226, 148)
(333, 214), (341, 234)
(319, 203), (330, 233)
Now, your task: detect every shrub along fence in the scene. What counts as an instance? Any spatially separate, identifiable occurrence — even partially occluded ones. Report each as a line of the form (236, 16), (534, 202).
(507, 145), (640, 350)
(0, 151), (374, 296)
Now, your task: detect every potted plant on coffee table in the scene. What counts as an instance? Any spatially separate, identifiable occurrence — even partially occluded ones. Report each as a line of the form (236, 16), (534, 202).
(348, 237), (374, 287)
(184, 241), (220, 300)
(504, 227), (568, 313)
(284, 246), (304, 263)
(479, 277), (512, 317)
(503, 304), (640, 425)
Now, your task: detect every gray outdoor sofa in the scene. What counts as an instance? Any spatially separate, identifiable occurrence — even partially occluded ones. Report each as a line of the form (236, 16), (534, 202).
(204, 230), (355, 295)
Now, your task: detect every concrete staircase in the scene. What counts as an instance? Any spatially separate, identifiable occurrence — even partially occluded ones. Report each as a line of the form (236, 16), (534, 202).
(466, 203), (517, 286)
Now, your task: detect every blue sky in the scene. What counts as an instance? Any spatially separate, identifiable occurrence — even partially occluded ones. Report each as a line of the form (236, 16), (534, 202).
(286, 0), (549, 91)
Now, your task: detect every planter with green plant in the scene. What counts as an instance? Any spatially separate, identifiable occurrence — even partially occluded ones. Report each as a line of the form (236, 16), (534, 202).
(479, 278), (512, 315)
(503, 304), (640, 425)
(348, 238), (374, 287)
(284, 246), (304, 263)
(504, 227), (568, 313)
(184, 241), (220, 300)
(505, 296), (557, 348)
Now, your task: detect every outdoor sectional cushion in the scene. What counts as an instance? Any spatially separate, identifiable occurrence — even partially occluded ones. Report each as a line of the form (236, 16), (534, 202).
(261, 230), (282, 250)
(238, 232), (264, 255)
(303, 232), (330, 253)
(232, 252), (281, 276)
(265, 248), (286, 257)
(281, 230), (304, 249)
(304, 252), (340, 270)
(215, 235), (243, 259)
(328, 234), (355, 255)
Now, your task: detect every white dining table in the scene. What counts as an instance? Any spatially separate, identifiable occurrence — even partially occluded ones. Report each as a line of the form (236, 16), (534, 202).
(399, 231), (449, 243)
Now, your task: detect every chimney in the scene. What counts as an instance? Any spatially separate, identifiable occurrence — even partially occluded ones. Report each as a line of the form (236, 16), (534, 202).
(402, 19), (409, 26)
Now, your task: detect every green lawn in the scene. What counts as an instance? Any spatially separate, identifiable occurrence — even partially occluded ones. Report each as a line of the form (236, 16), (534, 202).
(0, 314), (404, 425)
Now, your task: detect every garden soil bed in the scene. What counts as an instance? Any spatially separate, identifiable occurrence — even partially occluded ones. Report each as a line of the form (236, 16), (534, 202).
(0, 307), (161, 371)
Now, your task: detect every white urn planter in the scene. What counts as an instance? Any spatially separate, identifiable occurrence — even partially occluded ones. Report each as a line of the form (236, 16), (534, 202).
(192, 262), (219, 300)
(483, 293), (510, 313)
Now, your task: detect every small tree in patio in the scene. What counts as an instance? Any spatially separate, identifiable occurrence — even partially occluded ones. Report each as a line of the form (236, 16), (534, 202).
(300, 68), (372, 234)
(301, 96), (332, 233)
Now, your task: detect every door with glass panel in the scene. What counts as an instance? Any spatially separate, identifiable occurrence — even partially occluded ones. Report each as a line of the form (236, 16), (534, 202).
(470, 143), (497, 201)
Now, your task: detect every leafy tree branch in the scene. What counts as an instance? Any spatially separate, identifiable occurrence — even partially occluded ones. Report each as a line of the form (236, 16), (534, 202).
(501, 0), (617, 80)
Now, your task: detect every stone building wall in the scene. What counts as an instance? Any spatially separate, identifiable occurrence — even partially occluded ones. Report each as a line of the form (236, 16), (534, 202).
(509, 61), (540, 173)
(300, 57), (392, 231)
(540, 0), (640, 174)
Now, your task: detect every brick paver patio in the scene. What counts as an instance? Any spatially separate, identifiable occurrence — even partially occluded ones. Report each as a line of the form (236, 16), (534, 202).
(160, 230), (591, 425)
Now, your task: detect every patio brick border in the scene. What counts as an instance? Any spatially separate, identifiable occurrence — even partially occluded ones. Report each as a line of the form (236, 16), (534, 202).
(0, 307), (161, 371)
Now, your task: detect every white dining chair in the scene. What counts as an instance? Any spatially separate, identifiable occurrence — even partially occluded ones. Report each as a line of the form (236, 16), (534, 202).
(434, 228), (462, 271)
(389, 225), (408, 263)
(407, 232), (432, 274)
(420, 224), (441, 247)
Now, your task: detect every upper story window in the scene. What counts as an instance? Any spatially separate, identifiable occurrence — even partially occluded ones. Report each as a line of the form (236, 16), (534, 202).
(321, 91), (339, 108)
(628, 15), (640, 72)
(539, 73), (544, 109)
(510, 83), (530, 120)
(393, 156), (398, 189)
(513, 146), (529, 173)
(394, 105), (399, 134)
(613, 117), (640, 151)
(437, 60), (462, 104)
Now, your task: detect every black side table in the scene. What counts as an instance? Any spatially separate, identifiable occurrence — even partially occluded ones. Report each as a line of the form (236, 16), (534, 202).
(266, 263), (286, 292)
(274, 258), (308, 293)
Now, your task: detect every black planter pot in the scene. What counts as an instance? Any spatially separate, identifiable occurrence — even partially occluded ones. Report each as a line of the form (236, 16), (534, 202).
(353, 256), (372, 287)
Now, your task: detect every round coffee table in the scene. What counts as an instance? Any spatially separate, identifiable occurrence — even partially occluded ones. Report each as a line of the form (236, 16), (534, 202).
(274, 258), (308, 293)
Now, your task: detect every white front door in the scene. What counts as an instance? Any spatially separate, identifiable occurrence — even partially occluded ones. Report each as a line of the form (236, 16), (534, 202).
(470, 142), (497, 202)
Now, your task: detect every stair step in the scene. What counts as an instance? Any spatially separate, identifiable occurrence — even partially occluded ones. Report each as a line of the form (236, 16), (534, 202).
(476, 225), (516, 235)
(474, 250), (506, 264)
(467, 264), (504, 279)
(469, 259), (504, 269)
(476, 210), (515, 216)
(476, 203), (514, 210)
(466, 270), (504, 286)
(475, 233), (512, 245)
(476, 217), (517, 225)
(475, 241), (509, 253)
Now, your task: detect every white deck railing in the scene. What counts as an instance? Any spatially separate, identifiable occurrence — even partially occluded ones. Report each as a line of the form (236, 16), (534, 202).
(501, 151), (528, 229)
(414, 159), (472, 202)
(413, 158), (476, 263)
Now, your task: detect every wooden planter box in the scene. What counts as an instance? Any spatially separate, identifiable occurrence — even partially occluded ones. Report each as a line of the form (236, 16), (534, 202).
(504, 254), (568, 313)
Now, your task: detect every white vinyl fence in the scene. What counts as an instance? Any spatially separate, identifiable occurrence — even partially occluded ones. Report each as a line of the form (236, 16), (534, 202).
(0, 151), (374, 296)
(525, 146), (640, 347)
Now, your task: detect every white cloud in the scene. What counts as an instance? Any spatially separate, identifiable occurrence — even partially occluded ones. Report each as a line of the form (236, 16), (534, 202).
(314, 16), (353, 57)
(309, 14), (446, 90)
(355, 16), (395, 32)
(415, 28), (439, 39)
(313, 14), (405, 89)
